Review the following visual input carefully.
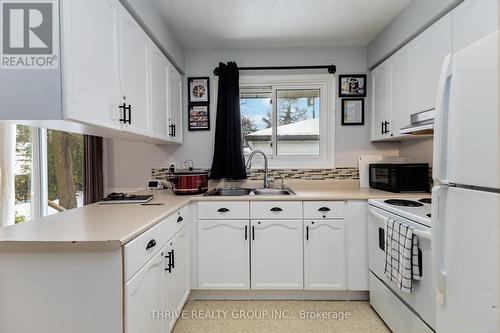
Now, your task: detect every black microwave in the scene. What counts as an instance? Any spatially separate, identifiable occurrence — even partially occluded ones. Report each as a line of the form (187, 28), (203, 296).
(369, 163), (430, 193)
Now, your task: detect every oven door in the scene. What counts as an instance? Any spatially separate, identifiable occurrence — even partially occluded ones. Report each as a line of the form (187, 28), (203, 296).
(368, 206), (436, 329)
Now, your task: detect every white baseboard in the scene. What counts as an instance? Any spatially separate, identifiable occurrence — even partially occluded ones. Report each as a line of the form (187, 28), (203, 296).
(188, 289), (369, 301)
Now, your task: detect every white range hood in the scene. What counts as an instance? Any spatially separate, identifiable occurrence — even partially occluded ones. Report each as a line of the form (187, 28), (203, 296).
(399, 109), (435, 135)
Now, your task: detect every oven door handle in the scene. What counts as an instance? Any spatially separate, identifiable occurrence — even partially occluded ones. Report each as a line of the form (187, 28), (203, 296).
(369, 209), (431, 240)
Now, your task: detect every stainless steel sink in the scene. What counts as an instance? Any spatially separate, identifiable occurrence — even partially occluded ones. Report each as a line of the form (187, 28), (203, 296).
(252, 188), (295, 195)
(204, 187), (295, 196)
(203, 188), (254, 196)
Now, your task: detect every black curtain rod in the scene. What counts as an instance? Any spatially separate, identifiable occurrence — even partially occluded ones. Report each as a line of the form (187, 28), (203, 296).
(213, 65), (336, 76)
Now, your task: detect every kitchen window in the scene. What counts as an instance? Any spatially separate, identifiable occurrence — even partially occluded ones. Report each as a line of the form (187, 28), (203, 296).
(240, 75), (335, 167)
(8, 125), (84, 225)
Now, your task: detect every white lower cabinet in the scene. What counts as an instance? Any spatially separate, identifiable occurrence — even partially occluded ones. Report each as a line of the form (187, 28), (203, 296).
(164, 227), (190, 332)
(125, 224), (189, 333)
(304, 220), (346, 290)
(251, 220), (303, 290)
(125, 245), (167, 333)
(197, 220), (250, 289)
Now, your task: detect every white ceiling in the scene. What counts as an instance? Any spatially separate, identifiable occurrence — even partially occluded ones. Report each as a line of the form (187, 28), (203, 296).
(154, 0), (411, 50)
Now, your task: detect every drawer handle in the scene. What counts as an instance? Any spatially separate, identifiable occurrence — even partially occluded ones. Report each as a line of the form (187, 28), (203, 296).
(177, 216), (184, 223)
(270, 207), (283, 212)
(217, 208), (230, 213)
(146, 239), (156, 250)
(306, 226), (309, 240)
(318, 207), (331, 212)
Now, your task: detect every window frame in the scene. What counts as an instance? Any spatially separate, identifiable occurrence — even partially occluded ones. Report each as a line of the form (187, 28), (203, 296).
(239, 74), (335, 168)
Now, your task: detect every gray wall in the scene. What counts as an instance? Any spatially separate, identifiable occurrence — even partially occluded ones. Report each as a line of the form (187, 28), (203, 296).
(367, 0), (463, 68)
(106, 46), (402, 190)
(121, 0), (185, 71)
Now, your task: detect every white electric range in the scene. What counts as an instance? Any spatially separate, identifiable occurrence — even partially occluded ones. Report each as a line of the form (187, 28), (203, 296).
(367, 197), (435, 333)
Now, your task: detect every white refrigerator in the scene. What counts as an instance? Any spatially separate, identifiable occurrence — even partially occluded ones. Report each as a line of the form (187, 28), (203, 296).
(432, 30), (499, 333)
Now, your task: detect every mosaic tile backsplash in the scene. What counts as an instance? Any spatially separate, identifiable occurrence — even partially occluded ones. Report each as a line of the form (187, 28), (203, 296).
(151, 167), (360, 181)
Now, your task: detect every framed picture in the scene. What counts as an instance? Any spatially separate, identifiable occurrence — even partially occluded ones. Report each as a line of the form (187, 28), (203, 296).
(188, 77), (210, 103)
(188, 104), (210, 130)
(339, 74), (367, 97)
(341, 98), (364, 125)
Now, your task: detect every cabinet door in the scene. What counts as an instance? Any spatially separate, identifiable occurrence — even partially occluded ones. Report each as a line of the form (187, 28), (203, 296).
(304, 220), (346, 290)
(452, 0), (498, 53)
(125, 245), (167, 333)
(61, 0), (121, 129)
(119, 6), (151, 136)
(197, 220), (250, 289)
(371, 62), (390, 141)
(346, 201), (369, 290)
(168, 227), (190, 330)
(388, 46), (410, 138)
(169, 67), (183, 143)
(409, 13), (452, 114)
(150, 42), (170, 140)
(251, 220), (303, 289)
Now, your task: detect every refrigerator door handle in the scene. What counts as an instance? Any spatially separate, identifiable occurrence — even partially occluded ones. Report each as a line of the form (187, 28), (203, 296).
(432, 186), (447, 307)
(432, 54), (453, 186)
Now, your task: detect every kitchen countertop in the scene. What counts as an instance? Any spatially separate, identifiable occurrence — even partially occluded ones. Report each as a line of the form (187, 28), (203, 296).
(0, 180), (429, 250)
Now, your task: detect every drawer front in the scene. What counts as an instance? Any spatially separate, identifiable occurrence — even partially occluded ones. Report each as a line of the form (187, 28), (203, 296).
(198, 202), (249, 219)
(124, 208), (187, 282)
(304, 201), (345, 219)
(250, 201), (303, 219)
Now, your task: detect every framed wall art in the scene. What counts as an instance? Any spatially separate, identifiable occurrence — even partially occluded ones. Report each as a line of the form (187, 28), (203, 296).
(338, 74), (367, 97)
(341, 98), (364, 125)
(188, 77), (210, 103)
(188, 104), (210, 130)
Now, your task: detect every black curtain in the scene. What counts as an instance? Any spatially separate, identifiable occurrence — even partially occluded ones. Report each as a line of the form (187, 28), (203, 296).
(83, 135), (104, 204)
(210, 62), (247, 180)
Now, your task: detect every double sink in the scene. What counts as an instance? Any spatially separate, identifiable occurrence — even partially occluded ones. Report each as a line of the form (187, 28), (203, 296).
(204, 187), (296, 196)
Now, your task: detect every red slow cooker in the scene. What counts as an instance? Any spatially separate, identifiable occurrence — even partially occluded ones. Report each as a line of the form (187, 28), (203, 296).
(168, 169), (209, 195)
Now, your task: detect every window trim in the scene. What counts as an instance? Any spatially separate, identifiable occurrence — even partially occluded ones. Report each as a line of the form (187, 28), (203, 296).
(240, 74), (335, 168)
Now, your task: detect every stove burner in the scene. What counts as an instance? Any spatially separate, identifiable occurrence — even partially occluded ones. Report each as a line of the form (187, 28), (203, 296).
(427, 213), (431, 218)
(384, 199), (424, 207)
(419, 198), (432, 204)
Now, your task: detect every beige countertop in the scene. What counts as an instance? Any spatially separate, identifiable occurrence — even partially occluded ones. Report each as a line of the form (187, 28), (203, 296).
(0, 180), (429, 250)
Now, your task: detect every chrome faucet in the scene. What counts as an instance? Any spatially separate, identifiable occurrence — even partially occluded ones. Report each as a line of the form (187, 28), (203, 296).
(245, 150), (269, 188)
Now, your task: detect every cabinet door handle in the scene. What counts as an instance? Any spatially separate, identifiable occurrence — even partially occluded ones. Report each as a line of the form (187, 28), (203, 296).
(165, 250), (174, 272)
(252, 226), (255, 240)
(177, 216), (184, 223)
(217, 208), (230, 213)
(270, 207), (283, 212)
(171, 249), (175, 269)
(381, 121), (384, 134)
(119, 103), (127, 123)
(146, 239), (156, 250)
(318, 207), (331, 212)
(244, 225), (248, 240)
(306, 226), (309, 240)
(173, 124), (176, 137)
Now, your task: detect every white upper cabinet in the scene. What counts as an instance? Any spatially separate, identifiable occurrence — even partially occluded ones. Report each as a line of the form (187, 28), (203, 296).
(169, 66), (184, 143)
(371, 61), (391, 141)
(370, 12), (452, 141)
(61, 0), (121, 130)
(408, 13), (452, 115)
(150, 42), (171, 140)
(22, 0), (182, 144)
(119, 6), (151, 137)
(452, 0), (498, 52)
(388, 45), (410, 138)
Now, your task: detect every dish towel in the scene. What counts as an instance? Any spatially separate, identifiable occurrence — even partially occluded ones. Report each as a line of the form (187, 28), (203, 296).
(384, 218), (421, 293)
